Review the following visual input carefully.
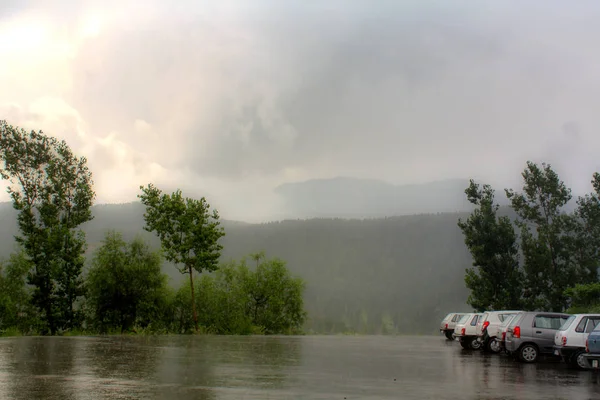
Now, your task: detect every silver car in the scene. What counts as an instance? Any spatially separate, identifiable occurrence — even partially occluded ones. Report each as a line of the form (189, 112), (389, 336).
(505, 311), (570, 363)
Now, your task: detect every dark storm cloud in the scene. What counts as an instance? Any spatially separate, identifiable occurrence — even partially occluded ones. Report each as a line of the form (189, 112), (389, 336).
(19, 0), (600, 190)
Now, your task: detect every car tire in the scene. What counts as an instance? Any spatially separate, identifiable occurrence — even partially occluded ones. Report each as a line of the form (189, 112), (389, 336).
(571, 350), (588, 370)
(487, 338), (502, 354)
(470, 338), (482, 350)
(518, 344), (539, 363)
(445, 331), (454, 340)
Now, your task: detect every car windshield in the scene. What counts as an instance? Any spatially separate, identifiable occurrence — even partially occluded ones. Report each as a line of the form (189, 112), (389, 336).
(559, 315), (576, 331)
(457, 314), (470, 324)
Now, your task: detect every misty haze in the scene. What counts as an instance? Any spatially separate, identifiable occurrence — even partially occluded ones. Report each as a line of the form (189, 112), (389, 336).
(1, 1), (600, 399)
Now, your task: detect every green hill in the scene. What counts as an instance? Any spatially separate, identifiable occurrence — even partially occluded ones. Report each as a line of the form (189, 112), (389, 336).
(0, 201), (475, 334)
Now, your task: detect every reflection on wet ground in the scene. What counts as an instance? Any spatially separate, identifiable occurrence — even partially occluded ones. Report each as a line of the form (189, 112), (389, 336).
(0, 335), (598, 399)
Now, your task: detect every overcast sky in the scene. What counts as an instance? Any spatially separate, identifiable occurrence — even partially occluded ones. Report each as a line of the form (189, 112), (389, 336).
(1, 0), (600, 221)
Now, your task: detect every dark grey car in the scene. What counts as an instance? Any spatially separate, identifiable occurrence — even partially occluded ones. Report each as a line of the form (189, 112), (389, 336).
(504, 311), (571, 363)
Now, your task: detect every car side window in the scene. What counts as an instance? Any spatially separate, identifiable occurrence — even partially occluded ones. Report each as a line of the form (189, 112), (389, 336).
(470, 316), (479, 326)
(534, 315), (567, 329)
(576, 317), (588, 333)
(586, 318), (600, 333)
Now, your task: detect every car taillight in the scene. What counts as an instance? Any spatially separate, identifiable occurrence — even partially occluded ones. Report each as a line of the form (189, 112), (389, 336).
(483, 321), (490, 331)
(445, 323), (448, 329)
(461, 328), (466, 336)
(562, 336), (567, 346)
(513, 326), (520, 338)
(586, 338), (589, 353)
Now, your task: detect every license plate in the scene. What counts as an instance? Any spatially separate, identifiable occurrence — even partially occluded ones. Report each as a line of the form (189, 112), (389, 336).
(554, 350), (560, 356)
(593, 360), (598, 368)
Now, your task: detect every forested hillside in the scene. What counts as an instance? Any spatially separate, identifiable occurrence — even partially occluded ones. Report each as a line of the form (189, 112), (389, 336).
(274, 177), (485, 218)
(0, 201), (477, 334)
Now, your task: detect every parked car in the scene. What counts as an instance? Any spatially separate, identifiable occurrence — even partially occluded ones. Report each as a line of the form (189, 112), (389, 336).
(554, 314), (600, 369)
(476, 310), (521, 353)
(505, 311), (570, 363)
(492, 313), (521, 353)
(582, 322), (600, 369)
(440, 312), (466, 340)
(453, 313), (484, 350)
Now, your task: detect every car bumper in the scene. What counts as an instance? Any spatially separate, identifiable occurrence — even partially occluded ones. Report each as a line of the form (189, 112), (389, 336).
(553, 345), (579, 358)
(504, 338), (519, 352)
(583, 353), (600, 369)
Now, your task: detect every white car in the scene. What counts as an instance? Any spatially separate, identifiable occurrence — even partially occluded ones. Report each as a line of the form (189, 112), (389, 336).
(493, 313), (520, 353)
(554, 314), (600, 369)
(440, 312), (466, 340)
(476, 310), (522, 353)
(453, 313), (484, 350)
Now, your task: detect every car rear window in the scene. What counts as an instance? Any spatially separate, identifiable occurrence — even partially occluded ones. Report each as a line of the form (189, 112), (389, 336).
(499, 313), (516, 322)
(508, 313), (523, 328)
(457, 315), (470, 324)
(500, 314), (515, 327)
(586, 318), (600, 333)
(559, 315), (576, 331)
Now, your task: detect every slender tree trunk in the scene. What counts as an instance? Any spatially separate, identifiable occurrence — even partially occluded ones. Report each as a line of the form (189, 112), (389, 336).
(189, 265), (198, 332)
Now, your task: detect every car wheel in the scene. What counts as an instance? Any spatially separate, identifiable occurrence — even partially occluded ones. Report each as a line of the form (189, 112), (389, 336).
(445, 331), (454, 340)
(571, 350), (588, 370)
(487, 338), (502, 354)
(470, 338), (482, 350)
(518, 344), (538, 363)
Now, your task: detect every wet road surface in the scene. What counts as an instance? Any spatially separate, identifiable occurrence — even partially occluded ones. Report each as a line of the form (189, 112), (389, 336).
(0, 335), (598, 399)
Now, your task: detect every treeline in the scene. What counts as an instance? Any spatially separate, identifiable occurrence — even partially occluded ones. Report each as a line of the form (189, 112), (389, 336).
(459, 161), (600, 313)
(0, 120), (306, 336)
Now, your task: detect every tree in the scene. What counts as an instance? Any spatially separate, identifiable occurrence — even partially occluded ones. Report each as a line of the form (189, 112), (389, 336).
(0, 251), (37, 333)
(457, 180), (523, 311)
(505, 161), (579, 311)
(85, 231), (169, 333)
(138, 184), (225, 332)
(0, 121), (95, 334)
(242, 255), (307, 334)
(572, 172), (600, 283)
(565, 283), (600, 313)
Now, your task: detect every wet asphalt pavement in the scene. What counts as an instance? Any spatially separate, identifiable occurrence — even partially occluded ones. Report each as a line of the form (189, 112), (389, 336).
(0, 335), (598, 399)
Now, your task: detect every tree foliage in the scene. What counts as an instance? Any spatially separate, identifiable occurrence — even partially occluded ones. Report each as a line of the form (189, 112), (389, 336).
(195, 254), (307, 334)
(565, 282), (600, 313)
(457, 180), (523, 311)
(138, 184), (225, 331)
(85, 231), (170, 333)
(0, 121), (95, 334)
(505, 161), (583, 311)
(0, 251), (37, 333)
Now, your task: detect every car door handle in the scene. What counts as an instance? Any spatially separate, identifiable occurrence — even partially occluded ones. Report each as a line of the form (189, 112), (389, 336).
(535, 331), (542, 334)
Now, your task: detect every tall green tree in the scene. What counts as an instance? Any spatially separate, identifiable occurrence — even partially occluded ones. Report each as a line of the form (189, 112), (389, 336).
(0, 121), (95, 334)
(138, 183), (225, 332)
(457, 180), (523, 311)
(505, 161), (579, 311)
(86, 231), (169, 333)
(572, 172), (600, 282)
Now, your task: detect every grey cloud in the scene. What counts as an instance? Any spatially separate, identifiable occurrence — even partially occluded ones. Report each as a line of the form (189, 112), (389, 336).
(57, 0), (600, 189)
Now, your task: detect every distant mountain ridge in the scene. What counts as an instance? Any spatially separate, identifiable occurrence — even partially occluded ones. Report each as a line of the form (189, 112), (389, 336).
(274, 177), (493, 218)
